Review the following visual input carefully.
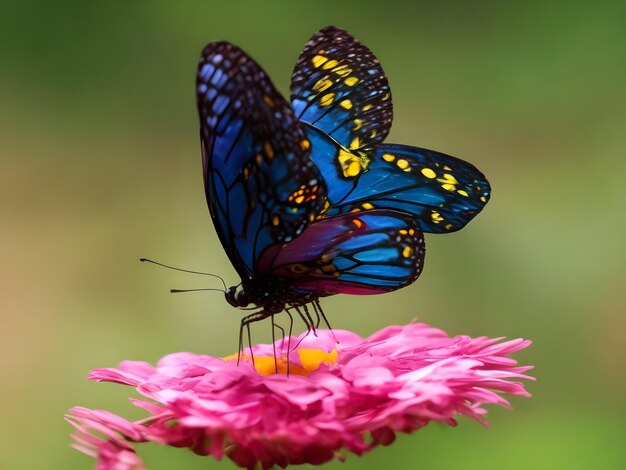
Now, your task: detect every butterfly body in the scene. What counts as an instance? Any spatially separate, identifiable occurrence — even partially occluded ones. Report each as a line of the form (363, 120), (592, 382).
(196, 27), (490, 330)
(225, 278), (320, 314)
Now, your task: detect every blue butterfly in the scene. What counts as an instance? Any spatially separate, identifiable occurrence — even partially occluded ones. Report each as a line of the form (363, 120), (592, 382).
(196, 26), (490, 334)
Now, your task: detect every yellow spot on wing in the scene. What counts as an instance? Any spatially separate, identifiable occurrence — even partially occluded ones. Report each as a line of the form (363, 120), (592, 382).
(289, 263), (309, 273)
(313, 78), (333, 92)
(321, 264), (337, 273)
(340, 99), (353, 109)
(263, 95), (275, 107)
(457, 190), (469, 197)
(353, 119), (363, 130)
(438, 173), (459, 185)
(480, 196), (487, 202)
(438, 173), (458, 191)
(362, 202), (374, 210)
(431, 211), (444, 223)
(396, 159), (409, 169)
(362, 104), (373, 111)
(312, 55), (327, 68)
(352, 219), (363, 228)
(349, 136), (361, 150)
(338, 149), (352, 165)
(320, 93), (335, 106)
(421, 168), (436, 179)
(338, 148), (369, 178)
(344, 76), (359, 86)
(382, 153), (395, 162)
(332, 65), (352, 77)
(322, 59), (339, 69)
(346, 161), (361, 177)
(300, 139), (310, 150)
(402, 246), (413, 258)
(272, 215), (280, 226)
(264, 142), (274, 158)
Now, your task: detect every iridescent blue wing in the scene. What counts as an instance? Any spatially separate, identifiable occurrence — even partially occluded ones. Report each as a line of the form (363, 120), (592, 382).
(257, 210), (425, 294)
(292, 26), (490, 233)
(197, 42), (326, 278)
(290, 26), (392, 151)
(305, 126), (490, 233)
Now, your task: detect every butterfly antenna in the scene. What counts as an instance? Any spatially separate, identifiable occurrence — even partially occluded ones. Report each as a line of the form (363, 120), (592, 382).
(170, 288), (226, 294)
(140, 257), (227, 291)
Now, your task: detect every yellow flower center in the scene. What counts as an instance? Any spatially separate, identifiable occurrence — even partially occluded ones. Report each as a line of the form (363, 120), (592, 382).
(223, 348), (338, 376)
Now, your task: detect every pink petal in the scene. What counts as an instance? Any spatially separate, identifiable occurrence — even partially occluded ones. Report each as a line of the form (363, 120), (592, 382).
(68, 322), (533, 469)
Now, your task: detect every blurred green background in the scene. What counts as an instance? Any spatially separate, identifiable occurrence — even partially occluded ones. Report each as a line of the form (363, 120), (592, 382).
(2, 1), (625, 468)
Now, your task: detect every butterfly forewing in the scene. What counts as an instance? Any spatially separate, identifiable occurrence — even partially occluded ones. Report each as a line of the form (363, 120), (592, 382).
(292, 26), (490, 234)
(291, 26), (393, 152)
(197, 42), (326, 277)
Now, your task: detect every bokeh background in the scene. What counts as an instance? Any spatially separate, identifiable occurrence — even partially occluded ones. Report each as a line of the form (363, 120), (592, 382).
(2, 1), (625, 468)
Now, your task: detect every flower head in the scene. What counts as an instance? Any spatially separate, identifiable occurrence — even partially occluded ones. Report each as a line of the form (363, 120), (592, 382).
(67, 322), (533, 469)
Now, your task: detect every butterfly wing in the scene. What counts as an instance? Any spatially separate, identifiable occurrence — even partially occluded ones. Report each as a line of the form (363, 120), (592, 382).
(197, 42), (326, 278)
(257, 210), (425, 295)
(291, 27), (490, 233)
(305, 125), (490, 233)
(291, 26), (393, 152)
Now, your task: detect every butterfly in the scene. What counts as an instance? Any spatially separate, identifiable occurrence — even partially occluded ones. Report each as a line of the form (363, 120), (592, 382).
(196, 26), (490, 337)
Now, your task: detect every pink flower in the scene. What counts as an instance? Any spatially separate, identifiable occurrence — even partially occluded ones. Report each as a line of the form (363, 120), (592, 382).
(66, 322), (534, 469)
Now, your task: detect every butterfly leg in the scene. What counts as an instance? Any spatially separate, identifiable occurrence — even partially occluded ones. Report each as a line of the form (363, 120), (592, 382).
(270, 314), (287, 374)
(291, 305), (321, 350)
(246, 321), (255, 365)
(294, 305), (314, 334)
(270, 314), (277, 373)
(286, 305), (311, 334)
(302, 304), (318, 337)
(313, 300), (339, 344)
(285, 305), (310, 351)
(309, 302), (321, 328)
(238, 310), (272, 366)
(272, 315), (286, 350)
(284, 308), (294, 376)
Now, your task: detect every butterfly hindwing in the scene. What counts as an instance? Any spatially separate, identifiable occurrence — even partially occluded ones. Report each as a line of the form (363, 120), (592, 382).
(197, 42), (326, 277)
(361, 144), (491, 233)
(291, 26), (393, 152)
(304, 126), (490, 233)
(257, 210), (425, 295)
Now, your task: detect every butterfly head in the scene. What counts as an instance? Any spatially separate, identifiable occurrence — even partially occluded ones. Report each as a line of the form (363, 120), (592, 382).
(225, 285), (250, 308)
(225, 278), (304, 314)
